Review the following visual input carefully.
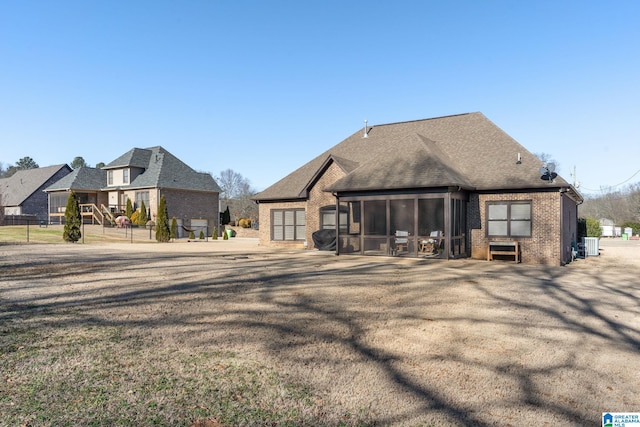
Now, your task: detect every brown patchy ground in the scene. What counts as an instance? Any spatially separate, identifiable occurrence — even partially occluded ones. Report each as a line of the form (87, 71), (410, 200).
(0, 235), (638, 426)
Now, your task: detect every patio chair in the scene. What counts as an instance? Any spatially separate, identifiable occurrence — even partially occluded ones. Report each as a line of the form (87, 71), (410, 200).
(393, 230), (409, 255)
(571, 241), (585, 261)
(419, 231), (442, 255)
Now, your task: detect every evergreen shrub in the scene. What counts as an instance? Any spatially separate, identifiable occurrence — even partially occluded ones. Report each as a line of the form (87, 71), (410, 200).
(155, 195), (170, 242)
(585, 217), (602, 238)
(170, 217), (178, 240)
(63, 192), (82, 243)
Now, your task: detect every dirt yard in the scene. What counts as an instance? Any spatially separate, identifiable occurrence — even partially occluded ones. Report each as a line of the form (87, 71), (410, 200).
(1, 237), (638, 426)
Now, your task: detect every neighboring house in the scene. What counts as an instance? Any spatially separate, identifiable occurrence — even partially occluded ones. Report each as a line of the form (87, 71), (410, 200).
(599, 218), (620, 237)
(45, 146), (221, 235)
(0, 164), (72, 221)
(253, 112), (583, 265)
(44, 166), (109, 224)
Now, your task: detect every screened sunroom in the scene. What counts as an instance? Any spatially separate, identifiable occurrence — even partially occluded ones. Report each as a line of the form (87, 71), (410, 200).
(334, 189), (468, 259)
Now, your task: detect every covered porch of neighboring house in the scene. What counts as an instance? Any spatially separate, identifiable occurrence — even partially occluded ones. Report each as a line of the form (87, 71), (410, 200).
(333, 188), (468, 259)
(47, 191), (113, 225)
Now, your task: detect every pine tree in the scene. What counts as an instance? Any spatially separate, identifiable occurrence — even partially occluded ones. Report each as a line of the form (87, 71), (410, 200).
(222, 206), (231, 225)
(138, 200), (148, 225)
(155, 195), (170, 242)
(63, 192), (82, 243)
(199, 230), (205, 239)
(170, 217), (178, 240)
(212, 226), (218, 240)
(125, 198), (134, 218)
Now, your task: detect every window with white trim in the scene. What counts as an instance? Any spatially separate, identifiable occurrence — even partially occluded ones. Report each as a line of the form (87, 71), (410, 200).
(487, 201), (531, 237)
(272, 209), (306, 241)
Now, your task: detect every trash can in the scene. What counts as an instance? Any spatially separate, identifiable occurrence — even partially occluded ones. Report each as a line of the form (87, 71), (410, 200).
(622, 233), (628, 240)
(225, 229), (234, 238)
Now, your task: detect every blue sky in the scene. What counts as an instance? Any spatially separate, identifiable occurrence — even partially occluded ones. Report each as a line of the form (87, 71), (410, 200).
(1, 1), (639, 194)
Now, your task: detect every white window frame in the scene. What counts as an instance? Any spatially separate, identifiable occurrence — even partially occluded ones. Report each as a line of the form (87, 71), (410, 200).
(272, 209), (306, 241)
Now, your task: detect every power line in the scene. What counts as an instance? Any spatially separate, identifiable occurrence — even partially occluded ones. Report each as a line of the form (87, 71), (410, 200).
(579, 167), (640, 192)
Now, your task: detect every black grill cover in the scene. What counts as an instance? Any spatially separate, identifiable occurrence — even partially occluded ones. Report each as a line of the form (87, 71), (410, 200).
(312, 229), (336, 251)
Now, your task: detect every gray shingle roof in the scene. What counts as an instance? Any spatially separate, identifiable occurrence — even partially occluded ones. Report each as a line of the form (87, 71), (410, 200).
(0, 164), (71, 206)
(254, 112), (576, 201)
(103, 146), (221, 193)
(103, 148), (152, 169)
(44, 167), (107, 192)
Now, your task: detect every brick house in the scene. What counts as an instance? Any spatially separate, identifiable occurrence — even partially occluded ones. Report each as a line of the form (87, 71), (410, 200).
(45, 146), (221, 235)
(253, 112), (583, 265)
(0, 164), (72, 222)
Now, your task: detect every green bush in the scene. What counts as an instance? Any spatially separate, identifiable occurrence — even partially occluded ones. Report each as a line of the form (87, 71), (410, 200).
(212, 226), (218, 240)
(621, 221), (640, 236)
(189, 231), (195, 240)
(63, 192), (82, 243)
(584, 217), (602, 238)
(137, 201), (148, 226)
(577, 218), (587, 240)
(222, 206), (231, 225)
(170, 217), (178, 240)
(125, 198), (134, 218)
(155, 195), (170, 242)
(199, 230), (205, 239)
(223, 229), (229, 240)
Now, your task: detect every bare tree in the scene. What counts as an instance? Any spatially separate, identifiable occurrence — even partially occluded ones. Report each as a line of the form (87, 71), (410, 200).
(534, 152), (560, 172)
(215, 169), (258, 222)
(579, 183), (640, 224)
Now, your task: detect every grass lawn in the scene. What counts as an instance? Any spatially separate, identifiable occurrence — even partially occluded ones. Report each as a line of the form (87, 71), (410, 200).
(0, 225), (155, 244)
(1, 317), (321, 426)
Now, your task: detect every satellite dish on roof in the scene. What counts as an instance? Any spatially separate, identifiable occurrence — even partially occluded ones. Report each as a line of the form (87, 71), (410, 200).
(540, 163), (557, 182)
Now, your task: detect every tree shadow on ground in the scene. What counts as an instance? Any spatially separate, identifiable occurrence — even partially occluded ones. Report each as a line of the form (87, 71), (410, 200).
(1, 246), (638, 425)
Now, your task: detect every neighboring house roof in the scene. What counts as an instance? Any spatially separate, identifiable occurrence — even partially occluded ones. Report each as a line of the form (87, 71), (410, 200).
(0, 164), (72, 206)
(254, 112), (581, 201)
(44, 167), (107, 192)
(102, 146), (221, 193)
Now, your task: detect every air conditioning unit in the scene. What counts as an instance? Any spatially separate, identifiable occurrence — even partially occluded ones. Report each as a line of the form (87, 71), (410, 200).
(582, 237), (599, 257)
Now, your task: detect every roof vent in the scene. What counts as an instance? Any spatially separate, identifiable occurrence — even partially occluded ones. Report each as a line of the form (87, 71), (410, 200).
(363, 119), (368, 138)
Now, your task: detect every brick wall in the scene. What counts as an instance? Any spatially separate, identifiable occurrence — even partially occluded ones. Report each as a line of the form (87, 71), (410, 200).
(257, 200), (307, 248)
(160, 189), (219, 232)
(306, 162), (345, 248)
(470, 191), (562, 265)
(257, 162), (345, 249)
